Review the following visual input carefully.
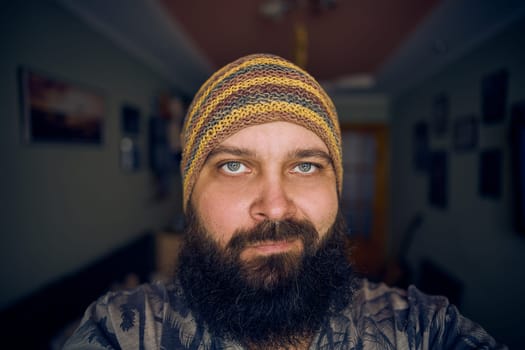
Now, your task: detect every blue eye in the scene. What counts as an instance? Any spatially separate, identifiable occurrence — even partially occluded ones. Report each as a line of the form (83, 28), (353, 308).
(294, 162), (317, 174)
(221, 161), (247, 174)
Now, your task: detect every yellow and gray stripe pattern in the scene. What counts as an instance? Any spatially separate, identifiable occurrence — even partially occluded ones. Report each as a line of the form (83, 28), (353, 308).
(181, 53), (342, 211)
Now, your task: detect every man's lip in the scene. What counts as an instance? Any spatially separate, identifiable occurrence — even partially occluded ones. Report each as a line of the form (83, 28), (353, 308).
(245, 239), (300, 255)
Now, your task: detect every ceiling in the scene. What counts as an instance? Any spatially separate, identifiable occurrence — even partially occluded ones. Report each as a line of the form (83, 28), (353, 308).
(159, 0), (439, 82)
(57, 0), (525, 97)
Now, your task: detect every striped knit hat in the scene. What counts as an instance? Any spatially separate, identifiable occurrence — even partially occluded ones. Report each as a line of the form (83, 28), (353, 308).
(181, 53), (342, 212)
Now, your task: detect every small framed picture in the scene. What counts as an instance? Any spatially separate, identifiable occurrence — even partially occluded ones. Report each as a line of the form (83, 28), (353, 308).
(510, 100), (525, 234)
(479, 148), (502, 198)
(19, 67), (105, 144)
(453, 115), (478, 152)
(120, 137), (140, 172)
(481, 69), (508, 124)
(432, 93), (449, 136)
(413, 121), (430, 172)
(428, 151), (448, 209)
(121, 104), (141, 135)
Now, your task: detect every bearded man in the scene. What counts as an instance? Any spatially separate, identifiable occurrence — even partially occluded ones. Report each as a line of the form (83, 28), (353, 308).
(64, 54), (505, 349)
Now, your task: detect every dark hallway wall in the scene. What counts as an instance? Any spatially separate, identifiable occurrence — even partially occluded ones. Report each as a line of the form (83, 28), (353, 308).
(0, 0), (183, 310)
(390, 16), (525, 348)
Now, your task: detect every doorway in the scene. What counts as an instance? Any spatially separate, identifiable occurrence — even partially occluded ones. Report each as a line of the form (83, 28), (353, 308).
(340, 124), (389, 279)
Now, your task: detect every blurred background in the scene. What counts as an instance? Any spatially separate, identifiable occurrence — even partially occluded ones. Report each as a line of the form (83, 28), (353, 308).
(1, 0), (525, 348)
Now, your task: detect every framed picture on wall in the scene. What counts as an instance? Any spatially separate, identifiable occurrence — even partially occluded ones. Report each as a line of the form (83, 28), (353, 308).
(511, 100), (525, 234)
(121, 104), (141, 135)
(413, 121), (430, 172)
(481, 68), (508, 124)
(432, 93), (449, 137)
(428, 150), (448, 209)
(18, 67), (105, 144)
(479, 148), (502, 199)
(120, 104), (141, 172)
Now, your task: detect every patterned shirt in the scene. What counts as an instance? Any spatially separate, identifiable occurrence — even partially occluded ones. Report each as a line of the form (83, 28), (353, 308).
(63, 278), (506, 349)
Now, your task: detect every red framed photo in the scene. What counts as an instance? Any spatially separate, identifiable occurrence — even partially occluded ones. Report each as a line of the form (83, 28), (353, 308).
(19, 67), (105, 144)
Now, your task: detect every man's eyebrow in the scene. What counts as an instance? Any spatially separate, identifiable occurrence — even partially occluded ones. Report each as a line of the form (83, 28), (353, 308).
(206, 146), (332, 164)
(207, 146), (255, 159)
(289, 149), (332, 163)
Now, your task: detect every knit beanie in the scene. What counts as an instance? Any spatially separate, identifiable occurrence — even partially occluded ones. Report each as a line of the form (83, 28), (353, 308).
(181, 53), (342, 212)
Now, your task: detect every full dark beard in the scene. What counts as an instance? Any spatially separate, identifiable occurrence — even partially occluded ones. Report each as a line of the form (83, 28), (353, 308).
(177, 206), (355, 349)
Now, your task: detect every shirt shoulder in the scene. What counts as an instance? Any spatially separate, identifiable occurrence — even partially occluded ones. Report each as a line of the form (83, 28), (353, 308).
(318, 278), (507, 349)
(63, 281), (170, 349)
(64, 280), (220, 350)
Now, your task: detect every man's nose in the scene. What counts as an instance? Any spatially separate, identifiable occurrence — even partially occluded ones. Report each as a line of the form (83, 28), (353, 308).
(249, 174), (296, 222)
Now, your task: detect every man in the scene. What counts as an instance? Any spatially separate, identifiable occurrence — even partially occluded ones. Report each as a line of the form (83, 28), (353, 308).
(65, 54), (505, 349)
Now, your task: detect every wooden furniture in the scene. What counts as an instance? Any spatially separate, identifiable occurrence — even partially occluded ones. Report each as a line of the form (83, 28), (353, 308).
(153, 231), (184, 282)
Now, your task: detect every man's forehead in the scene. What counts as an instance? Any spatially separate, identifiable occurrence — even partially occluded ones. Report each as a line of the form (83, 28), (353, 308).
(216, 121), (328, 150)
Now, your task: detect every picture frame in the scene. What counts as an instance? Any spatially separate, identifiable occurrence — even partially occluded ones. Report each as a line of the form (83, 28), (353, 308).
(510, 100), (525, 234)
(481, 69), (508, 124)
(453, 115), (478, 152)
(432, 93), (449, 136)
(428, 150), (448, 209)
(119, 137), (140, 172)
(18, 67), (105, 144)
(479, 148), (502, 199)
(121, 104), (141, 135)
(413, 121), (430, 172)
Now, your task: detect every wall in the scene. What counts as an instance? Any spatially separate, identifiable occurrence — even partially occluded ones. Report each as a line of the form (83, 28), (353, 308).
(333, 93), (390, 124)
(0, 1), (183, 309)
(391, 16), (525, 347)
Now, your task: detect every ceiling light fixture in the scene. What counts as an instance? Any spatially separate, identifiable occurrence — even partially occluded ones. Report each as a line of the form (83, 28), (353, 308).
(259, 0), (337, 21)
(259, 0), (337, 69)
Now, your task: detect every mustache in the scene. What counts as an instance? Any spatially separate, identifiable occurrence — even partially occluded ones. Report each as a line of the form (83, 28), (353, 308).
(226, 219), (320, 253)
